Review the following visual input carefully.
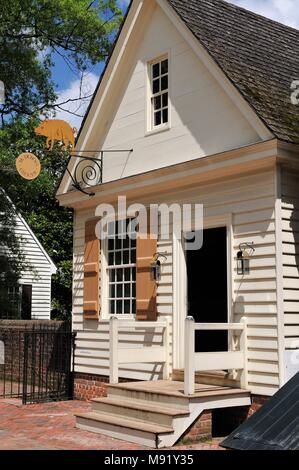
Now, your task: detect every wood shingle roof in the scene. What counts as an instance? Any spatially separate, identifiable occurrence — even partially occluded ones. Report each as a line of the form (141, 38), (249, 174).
(168, 0), (299, 143)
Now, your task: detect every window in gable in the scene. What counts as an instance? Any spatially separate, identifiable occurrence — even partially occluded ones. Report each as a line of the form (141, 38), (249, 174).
(149, 56), (169, 130)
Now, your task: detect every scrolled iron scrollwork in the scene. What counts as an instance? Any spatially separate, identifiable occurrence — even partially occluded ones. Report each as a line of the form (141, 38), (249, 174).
(74, 157), (102, 188)
(66, 149), (133, 197)
(66, 154), (103, 197)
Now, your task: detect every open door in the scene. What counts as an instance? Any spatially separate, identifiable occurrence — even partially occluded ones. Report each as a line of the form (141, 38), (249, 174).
(186, 227), (228, 352)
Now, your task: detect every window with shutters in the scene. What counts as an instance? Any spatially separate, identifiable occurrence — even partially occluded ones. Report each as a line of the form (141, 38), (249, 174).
(104, 219), (136, 316)
(148, 56), (169, 132)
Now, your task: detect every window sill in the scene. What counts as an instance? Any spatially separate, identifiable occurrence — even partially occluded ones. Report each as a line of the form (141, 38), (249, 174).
(145, 124), (171, 137)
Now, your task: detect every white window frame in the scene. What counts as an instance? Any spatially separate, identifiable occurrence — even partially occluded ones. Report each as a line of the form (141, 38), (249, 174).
(101, 220), (137, 320)
(146, 53), (171, 135)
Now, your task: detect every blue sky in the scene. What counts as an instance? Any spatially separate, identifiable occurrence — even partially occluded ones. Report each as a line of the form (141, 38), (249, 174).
(53, 0), (299, 127)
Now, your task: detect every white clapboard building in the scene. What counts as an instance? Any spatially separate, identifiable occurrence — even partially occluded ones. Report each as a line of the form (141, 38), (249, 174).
(1, 195), (56, 320)
(56, 0), (299, 447)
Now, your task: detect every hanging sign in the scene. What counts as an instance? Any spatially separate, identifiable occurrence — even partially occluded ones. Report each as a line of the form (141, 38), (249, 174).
(34, 119), (76, 150)
(16, 153), (41, 180)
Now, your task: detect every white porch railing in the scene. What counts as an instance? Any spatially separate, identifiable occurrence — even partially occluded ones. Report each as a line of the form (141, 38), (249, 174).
(109, 316), (170, 384)
(184, 316), (248, 395)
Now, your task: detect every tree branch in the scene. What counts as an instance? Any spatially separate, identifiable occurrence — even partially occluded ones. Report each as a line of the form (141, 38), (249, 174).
(56, 105), (84, 118)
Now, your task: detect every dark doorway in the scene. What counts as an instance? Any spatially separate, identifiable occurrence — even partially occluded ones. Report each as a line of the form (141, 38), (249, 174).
(187, 227), (228, 352)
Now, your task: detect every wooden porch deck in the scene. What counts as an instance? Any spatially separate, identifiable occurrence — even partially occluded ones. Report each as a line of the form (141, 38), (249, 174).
(108, 379), (246, 398)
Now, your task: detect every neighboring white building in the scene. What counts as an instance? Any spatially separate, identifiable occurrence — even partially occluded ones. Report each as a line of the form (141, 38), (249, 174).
(1, 198), (56, 320)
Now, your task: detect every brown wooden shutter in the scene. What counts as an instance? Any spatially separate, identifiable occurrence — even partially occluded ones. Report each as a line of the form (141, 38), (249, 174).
(136, 218), (157, 321)
(83, 219), (100, 320)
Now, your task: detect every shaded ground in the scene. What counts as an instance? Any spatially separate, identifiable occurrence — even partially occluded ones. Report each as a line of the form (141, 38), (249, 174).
(0, 399), (222, 450)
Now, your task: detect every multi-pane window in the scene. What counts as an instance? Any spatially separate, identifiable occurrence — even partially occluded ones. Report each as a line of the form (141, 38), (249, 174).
(151, 57), (169, 128)
(107, 220), (136, 315)
(7, 286), (21, 318)
(1, 285), (31, 320)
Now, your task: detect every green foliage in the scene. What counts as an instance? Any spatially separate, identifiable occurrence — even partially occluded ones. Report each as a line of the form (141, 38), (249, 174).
(0, 118), (74, 319)
(0, 0), (123, 319)
(0, 0), (122, 120)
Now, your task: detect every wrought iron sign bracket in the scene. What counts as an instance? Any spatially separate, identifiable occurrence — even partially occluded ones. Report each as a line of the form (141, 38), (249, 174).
(66, 149), (133, 197)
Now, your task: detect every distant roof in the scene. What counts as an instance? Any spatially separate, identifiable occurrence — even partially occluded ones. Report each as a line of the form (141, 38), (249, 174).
(221, 372), (299, 450)
(168, 0), (299, 144)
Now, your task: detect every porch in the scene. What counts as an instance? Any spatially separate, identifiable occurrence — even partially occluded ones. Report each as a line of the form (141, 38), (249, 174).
(75, 317), (250, 448)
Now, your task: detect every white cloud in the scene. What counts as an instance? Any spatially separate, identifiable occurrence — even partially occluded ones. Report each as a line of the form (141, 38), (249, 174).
(51, 72), (99, 129)
(228, 0), (299, 28)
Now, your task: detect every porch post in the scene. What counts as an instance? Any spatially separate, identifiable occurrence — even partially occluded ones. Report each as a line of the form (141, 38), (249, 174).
(184, 316), (195, 395)
(240, 316), (248, 389)
(110, 316), (119, 384)
(163, 316), (171, 380)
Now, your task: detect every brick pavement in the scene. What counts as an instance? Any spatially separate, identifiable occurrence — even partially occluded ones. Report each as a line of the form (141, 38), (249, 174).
(0, 399), (223, 450)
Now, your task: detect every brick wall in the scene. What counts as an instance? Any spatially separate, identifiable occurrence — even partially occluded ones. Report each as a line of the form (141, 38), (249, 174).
(181, 410), (212, 443)
(181, 395), (269, 443)
(74, 373), (136, 401)
(74, 373), (110, 401)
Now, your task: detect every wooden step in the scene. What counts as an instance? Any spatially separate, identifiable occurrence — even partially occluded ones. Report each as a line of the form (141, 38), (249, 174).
(107, 382), (189, 408)
(108, 380), (249, 400)
(75, 380), (251, 448)
(172, 369), (239, 388)
(76, 411), (173, 448)
(91, 397), (189, 426)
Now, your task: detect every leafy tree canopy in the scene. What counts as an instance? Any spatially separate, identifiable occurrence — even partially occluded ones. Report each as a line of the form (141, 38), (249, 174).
(0, 0), (122, 122)
(0, 0), (123, 319)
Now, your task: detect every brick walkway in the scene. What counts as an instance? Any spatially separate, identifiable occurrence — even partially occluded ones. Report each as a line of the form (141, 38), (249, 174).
(0, 399), (223, 450)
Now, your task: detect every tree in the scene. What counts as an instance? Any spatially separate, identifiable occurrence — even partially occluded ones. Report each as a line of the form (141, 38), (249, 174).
(0, 0), (122, 123)
(0, 118), (74, 319)
(0, 0), (123, 319)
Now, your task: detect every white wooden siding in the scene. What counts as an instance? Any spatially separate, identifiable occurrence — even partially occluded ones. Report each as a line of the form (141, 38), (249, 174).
(73, 207), (172, 381)
(96, 4), (261, 184)
(281, 169), (299, 350)
(73, 168), (280, 395)
(0, 211), (55, 320)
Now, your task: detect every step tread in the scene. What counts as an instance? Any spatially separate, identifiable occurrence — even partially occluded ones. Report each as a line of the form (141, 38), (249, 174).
(92, 397), (189, 416)
(108, 381), (250, 398)
(76, 411), (174, 435)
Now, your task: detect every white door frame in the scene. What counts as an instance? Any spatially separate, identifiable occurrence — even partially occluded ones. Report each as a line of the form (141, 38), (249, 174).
(172, 214), (233, 370)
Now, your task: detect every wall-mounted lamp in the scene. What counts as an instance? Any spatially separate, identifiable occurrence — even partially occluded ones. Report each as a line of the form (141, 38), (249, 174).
(237, 242), (255, 275)
(150, 253), (167, 282)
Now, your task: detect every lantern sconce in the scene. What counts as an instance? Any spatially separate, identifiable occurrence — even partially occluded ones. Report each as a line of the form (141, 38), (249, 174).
(150, 253), (167, 283)
(237, 242), (255, 275)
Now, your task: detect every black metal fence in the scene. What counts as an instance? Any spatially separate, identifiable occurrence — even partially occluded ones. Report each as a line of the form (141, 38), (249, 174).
(0, 324), (76, 404)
